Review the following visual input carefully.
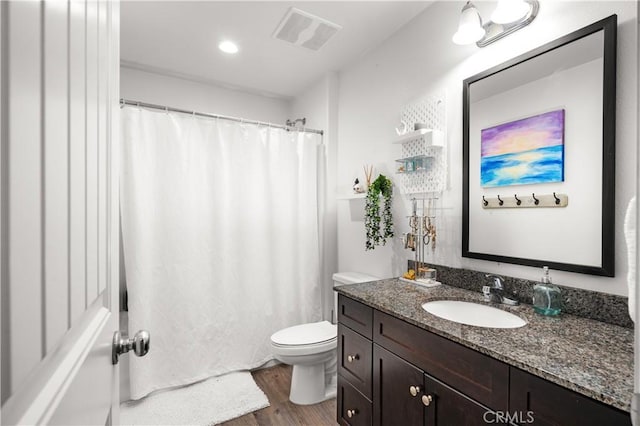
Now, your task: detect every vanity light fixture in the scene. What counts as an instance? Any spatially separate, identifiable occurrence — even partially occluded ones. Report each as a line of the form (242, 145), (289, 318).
(218, 40), (239, 54)
(452, 0), (539, 47)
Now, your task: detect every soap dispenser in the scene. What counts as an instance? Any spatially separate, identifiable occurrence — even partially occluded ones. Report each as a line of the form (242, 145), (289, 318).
(533, 266), (562, 316)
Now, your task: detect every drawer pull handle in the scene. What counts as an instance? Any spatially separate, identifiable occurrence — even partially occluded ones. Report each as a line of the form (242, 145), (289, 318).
(409, 385), (421, 397)
(347, 354), (359, 363)
(422, 394), (433, 406)
(346, 409), (358, 418)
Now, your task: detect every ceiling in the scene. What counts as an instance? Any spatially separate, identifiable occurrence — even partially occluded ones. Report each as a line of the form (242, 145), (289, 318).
(120, 1), (431, 99)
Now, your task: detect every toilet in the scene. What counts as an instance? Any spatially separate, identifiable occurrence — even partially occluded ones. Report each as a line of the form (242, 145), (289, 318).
(270, 271), (379, 405)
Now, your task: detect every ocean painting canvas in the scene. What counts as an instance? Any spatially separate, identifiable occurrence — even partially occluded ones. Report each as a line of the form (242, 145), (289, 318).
(480, 110), (565, 187)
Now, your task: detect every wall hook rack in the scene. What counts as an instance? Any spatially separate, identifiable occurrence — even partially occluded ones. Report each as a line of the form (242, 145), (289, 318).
(482, 193), (568, 209)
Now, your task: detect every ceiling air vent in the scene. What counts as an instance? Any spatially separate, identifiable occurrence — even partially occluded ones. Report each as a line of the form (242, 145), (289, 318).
(272, 7), (341, 51)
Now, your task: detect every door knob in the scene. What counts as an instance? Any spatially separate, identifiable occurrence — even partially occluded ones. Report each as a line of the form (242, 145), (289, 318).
(422, 394), (433, 406)
(347, 354), (359, 363)
(112, 330), (150, 364)
(409, 385), (421, 397)
(346, 409), (358, 418)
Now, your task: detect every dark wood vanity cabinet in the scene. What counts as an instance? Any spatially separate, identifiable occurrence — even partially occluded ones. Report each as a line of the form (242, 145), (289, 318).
(337, 294), (631, 426)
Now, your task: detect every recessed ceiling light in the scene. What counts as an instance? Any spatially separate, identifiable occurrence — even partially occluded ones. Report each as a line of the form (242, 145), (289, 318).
(218, 40), (239, 54)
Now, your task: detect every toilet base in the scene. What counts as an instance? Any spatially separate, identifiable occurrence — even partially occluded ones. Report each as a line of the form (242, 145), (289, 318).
(289, 365), (337, 405)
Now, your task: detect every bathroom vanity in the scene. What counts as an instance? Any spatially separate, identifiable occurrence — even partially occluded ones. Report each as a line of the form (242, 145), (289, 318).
(335, 279), (632, 425)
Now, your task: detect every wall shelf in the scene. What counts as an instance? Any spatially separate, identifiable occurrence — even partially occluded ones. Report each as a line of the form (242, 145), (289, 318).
(395, 155), (433, 174)
(337, 192), (367, 200)
(392, 129), (445, 147)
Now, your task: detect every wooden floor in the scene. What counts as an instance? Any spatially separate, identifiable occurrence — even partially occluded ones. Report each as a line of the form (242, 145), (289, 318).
(221, 364), (337, 426)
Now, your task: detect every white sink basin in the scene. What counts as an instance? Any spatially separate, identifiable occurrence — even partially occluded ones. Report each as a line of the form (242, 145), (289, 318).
(422, 300), (526, 329)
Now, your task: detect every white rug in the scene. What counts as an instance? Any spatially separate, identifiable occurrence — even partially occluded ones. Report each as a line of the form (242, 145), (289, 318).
(120, 371), (270, 426)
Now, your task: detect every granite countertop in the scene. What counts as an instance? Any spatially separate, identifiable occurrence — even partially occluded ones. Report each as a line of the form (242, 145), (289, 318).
(335, 278), (634, 412)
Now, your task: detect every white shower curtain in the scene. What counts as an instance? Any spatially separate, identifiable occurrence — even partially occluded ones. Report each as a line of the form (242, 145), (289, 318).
(120, 107), (322, 400)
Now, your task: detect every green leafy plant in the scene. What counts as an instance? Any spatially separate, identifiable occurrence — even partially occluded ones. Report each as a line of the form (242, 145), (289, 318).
(365, 174), (394, 250)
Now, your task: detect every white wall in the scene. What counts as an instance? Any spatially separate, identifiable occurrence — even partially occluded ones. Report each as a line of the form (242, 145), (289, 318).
(120, 66), (290, 124)
(337, 1), (638, 295)
(289, 74), (340, 322)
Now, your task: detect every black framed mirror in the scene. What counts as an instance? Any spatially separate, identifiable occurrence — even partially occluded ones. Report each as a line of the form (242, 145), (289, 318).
(462, 15), (617, 276)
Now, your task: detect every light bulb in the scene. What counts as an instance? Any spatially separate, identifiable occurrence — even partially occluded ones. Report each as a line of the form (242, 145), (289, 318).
(452, 2), (486, 45)
(491, 0), (530, 24)
(218, 40), (239, 54)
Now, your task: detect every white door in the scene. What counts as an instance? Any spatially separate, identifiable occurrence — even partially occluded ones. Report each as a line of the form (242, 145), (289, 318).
(1, 1), (123, 424)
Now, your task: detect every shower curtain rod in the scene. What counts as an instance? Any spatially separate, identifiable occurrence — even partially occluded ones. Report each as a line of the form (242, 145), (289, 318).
(120, 99), (324, 136)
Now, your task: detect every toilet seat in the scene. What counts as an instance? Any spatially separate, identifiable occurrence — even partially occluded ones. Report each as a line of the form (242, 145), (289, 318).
(271, 321), (337, 357)
(271, 320), (336, 346)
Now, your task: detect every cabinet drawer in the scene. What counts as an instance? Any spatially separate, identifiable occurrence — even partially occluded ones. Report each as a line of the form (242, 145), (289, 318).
(338, 375), (372, 426)
(338, 295), (373, 339)
(338, 324), (373, 399)
(510, 367), (631, 426)
(373, 310), (509, 411)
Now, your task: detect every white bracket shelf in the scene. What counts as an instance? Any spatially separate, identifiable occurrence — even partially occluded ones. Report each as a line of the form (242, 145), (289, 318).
(337, 192), (367, 200)
(392, 129), (445, 146)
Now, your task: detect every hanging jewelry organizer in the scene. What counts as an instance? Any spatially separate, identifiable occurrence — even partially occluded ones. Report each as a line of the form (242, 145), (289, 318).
(400, 197), (441, 288)
(394, 91), (447, 194)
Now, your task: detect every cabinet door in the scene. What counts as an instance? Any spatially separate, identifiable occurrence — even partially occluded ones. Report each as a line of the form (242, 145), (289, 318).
(373, 345), (425, 426)
(510, 367), (631, 426)
(423, 374), (491, 426)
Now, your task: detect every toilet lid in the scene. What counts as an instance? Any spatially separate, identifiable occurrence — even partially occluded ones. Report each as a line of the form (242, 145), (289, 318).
(271, 321), (337, 346)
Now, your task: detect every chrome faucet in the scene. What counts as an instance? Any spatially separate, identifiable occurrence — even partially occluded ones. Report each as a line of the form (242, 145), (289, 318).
(483, 274), (519, 306)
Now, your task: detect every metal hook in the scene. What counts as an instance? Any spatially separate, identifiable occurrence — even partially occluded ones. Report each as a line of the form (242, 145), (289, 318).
(514, 194), (521, 206)
(497, 195), (504, 206)
(482, 195), (488, 207)
(532, 193), (539, 205)
(553, 192), (561, 205)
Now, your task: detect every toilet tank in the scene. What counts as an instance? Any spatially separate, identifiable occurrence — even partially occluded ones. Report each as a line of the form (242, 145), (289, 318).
(332, 272), (379, 323)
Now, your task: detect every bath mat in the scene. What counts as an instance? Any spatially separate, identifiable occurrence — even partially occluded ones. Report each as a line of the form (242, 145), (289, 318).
(120, 371), (270, 425)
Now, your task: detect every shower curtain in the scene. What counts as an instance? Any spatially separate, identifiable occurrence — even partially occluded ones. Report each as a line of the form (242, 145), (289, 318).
(120, 107), (322, 400)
